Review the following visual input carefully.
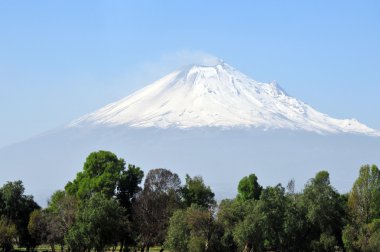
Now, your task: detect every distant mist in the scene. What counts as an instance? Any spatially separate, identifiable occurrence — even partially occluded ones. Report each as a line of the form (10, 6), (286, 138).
(1, 127), (379, 206)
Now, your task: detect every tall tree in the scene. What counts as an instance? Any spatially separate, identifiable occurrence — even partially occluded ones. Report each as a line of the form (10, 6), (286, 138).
(343, 164), (380, 251)
(302, 171), (345, 251)
(65, 150), (126, 200)
(348, 164), (380, 225)
(281, 193), (309, 252)
(27, 209), (47, 247)
(135, 168), (182, 250)
(65, 151), (144, 250)
(45, 190), (78, 252)
(65, 193), (127, 252)
(116, 164), (144, 251)
(0, 181), (40, 251)
(164, 209), (190, 252)
(258, 184), (287, 251)
(0, 217), (17, 252)
(217, 199), (241, 252)
(217, 173), (264, 252)
(116, 164), (144, 210)
(218, 197), (265, 252)
(165, 205), (223, 252)
(186, 205), (217, 252)
(232, 199), (264, 252)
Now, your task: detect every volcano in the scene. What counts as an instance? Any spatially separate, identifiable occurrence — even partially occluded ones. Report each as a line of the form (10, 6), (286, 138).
(1, 60), (379, 205)
(69, 61), (378, 136)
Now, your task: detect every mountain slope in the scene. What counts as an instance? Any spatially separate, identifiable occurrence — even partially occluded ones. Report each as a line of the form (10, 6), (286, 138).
(69, 61), (379, 136)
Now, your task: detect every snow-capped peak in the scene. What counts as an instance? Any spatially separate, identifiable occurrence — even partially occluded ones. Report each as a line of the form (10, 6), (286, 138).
(68, 61), (380, 136)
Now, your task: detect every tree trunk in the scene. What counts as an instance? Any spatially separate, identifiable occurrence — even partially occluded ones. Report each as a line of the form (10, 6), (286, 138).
(119, 240), (124, 252)
(50, 243), (56, 252)
(243, 243), (252, 252)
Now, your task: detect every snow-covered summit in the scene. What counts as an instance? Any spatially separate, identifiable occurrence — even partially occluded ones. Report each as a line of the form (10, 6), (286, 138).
(68, 61), (380, 136)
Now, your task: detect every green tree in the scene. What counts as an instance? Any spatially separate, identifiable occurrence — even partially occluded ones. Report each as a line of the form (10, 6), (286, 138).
(368, 219), (380, 251)
(258, 184), (287, 251)
(348, 164), (380, 225)
(165, 209), (190, 252)
(343, 164), (380, 251)
(0, 181), (40, 251)
(116, 164), (144, 251)
(302, 171), (345, 251)
(186, 205), (214, 252)
(165, 205), (222, 252)
(65, 151), (143, 250)
(217, 199), (241, 251)
(218, 197), (265, 252)
(28, 209), (47, 247)
(65, 193), (127, 252)
(65, 150), (126, 200)
(116, 164), (144, 210)
(182, 175), (215, 208)
(0, 217), (17, 252)
(135, 168), (182, 250)
(232, 199), (264, 252)
(281, 193), (309, 251)
(45, 191), (78, 252)
(237, 174), (262, 201)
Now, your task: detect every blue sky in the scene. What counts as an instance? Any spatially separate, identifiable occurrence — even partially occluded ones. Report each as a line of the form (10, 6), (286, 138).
(1, 0), (379, 147)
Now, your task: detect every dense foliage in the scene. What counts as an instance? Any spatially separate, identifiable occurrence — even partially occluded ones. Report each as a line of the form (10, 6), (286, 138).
(0, 150), (379, 252)
(0, 181), (40, 252)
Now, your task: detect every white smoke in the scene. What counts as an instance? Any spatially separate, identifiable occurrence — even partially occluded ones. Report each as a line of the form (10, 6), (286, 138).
(117, 50), (223, 93)
(159, 50), (222, 67)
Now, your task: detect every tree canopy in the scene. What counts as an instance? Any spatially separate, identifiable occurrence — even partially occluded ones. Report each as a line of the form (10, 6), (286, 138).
(237, 174), (262, 201)
(182, 175), (215, 208)
(1, 150), (379, 252)
(343, 164), (380, 251)
(135, 168), (182, 249)
(0, 180), (40, 251)
(65, 150), (126, 200)
(65, 193), (127, 252)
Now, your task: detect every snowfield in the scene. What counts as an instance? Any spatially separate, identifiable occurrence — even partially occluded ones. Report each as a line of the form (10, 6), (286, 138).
(68, 61), (379, 136)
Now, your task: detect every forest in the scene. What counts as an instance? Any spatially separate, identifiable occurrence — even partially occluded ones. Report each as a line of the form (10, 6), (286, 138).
(0, 150), (379, 252)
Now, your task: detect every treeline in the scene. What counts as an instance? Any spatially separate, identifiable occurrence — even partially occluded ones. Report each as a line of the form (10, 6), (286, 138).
(0, 150), (380, 252)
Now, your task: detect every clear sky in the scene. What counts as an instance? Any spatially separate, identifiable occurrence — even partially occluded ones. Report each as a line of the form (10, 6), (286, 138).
(1, 0), (379, 147)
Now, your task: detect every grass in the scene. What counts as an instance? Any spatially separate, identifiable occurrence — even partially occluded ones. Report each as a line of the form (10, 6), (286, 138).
(15, 245), (169, 252)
